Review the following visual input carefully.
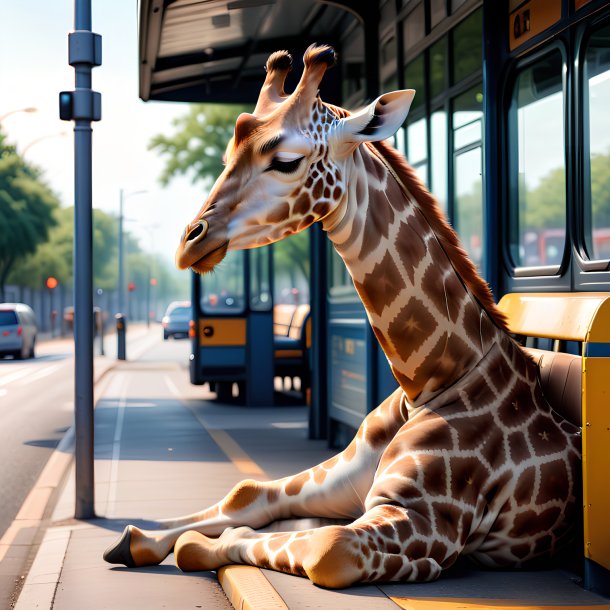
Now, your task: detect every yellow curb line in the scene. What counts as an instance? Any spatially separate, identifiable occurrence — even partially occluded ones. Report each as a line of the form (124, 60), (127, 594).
(218, 566), (289, 610)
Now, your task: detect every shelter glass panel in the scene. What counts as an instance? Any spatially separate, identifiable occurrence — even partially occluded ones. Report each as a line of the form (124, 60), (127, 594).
(584, 24), (610, 260)
(249, 247), (271, 311)
(201, 250), (245, 313)
(452, 8), (482, 84)
(403, 3), (426, 51)
(430, 37), (448, 98)
(404, 55), (426, 112)
(274, 232), (310, 305)
(431, 109), (448, 212)
(453, 86), (483, 269)
(430, 0), (447, 28)
(510, 51), (566, 268)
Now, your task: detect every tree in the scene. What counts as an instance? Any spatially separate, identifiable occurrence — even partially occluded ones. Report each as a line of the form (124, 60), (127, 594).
(0, 130), (59, 300)
(149, 104), (249, 187)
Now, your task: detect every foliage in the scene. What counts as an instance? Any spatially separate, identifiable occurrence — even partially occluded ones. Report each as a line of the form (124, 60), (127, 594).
(0, 129), (59, 300)
(149, 104), (249, 187)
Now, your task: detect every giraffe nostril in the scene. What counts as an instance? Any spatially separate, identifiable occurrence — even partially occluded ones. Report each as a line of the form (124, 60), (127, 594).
(186, 220), (208, 243)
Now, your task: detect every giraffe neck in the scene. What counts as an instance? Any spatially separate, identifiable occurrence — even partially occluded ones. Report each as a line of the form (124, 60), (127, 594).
(323, 143), (507, 406)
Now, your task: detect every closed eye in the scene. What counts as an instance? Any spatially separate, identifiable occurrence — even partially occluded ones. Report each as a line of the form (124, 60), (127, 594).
(266, 152), (305, 174)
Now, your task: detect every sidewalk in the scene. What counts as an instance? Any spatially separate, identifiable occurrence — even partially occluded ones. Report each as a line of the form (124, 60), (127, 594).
(8, 338), (610, 610)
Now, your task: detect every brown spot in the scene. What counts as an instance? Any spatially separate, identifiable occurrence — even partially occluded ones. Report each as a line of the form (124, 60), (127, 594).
(293, 192), (311, 216)
(462, 301), (483, 348)
(528, 414), (567, 456)
(327, 173), (335, 186)
(534, 534), (553, 555)
(432, 502), (461, 543)
(508, 431), (531, 465)
(313, 202), (330, 217)
(386, 540), (401, 554)
(305, 174), (314, 189)
(479, 430), (506, 470)
(284, 472), (309, 496)
(266, 202), (290, 224)
(313, 179), (324, 199)
(422, 455), (448, 497)
(360, 195), (395, 258)
(354, 252), (405, 317)
(405, 539), (427, 559)
(535, 460), (569, 504)
(323, 186), (331, 198)
(457, 411), (495, 450)
(298, 214), (315, 230)
(421, 264), (454, 320)
(415, 558), (432, 580)
(273, 549), (291, 571)
(404, 413), (452, 451)
(333, 186), (342, 200)
(224, 479), (262, 512)
(510, 507), (561, 537)
(383, 555), (403, 580)
(313, 466), (327, 485)
(343, 441), (357, 462)
(429, 539), (448, 562)
(449, 456), (486, 505)
(511, 542), (531, 559)
(387, 297), (438, 360)
(364, 421), (392, 449)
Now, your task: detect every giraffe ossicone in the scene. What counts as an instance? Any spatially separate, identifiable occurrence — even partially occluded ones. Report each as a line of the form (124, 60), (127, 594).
(104, 44), (581, 589)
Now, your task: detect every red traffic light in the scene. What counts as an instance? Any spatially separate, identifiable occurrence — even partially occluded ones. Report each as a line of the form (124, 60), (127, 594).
(150, 277), (157, 286)
(128, 282), (136, 292)
(46, 277), (58, 289)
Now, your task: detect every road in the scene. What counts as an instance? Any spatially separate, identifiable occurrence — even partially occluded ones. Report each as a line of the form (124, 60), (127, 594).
(0, 328), (160, 541)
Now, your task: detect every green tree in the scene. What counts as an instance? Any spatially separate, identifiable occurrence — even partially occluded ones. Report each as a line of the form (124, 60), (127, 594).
(149, 104), (249, 187)
(0, 130), (59, 300)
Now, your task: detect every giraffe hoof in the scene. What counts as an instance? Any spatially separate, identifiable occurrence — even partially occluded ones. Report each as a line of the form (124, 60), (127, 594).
(103, 526), (136, 568)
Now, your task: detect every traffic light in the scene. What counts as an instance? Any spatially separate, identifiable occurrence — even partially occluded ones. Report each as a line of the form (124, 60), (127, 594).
(150, 278), (157, 286)
(46, 277), (58, 289)
(128, 282), (136, 292)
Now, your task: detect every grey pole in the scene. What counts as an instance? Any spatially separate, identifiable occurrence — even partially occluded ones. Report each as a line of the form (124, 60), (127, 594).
(118, 188), (125, 316)
(63, 0), (102, 519)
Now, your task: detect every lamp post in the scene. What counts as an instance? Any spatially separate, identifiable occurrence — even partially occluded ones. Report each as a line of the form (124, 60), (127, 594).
(118, 188), (147, 317)
(0, 107), (38, 123)
(22, 131), (68, 156)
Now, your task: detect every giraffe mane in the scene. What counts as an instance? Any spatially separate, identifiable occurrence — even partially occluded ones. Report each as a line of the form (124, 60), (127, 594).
(369, 138), (509, 332)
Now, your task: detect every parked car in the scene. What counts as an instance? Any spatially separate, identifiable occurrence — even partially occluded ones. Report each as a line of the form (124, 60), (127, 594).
(0, 303), (38, 359)
(162, 301), (191, 340)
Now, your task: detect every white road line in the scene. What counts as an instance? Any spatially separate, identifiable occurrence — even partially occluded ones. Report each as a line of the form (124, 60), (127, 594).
(0, 366), (32, 387)
(164, 375), (181, 399)
(18, 363), (62, 384)
(106, 374), (128, 518)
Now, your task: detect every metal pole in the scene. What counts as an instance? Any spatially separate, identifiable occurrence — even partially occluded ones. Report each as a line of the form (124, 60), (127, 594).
(69, 0), (101, 520)
(118, 188), (125, 316)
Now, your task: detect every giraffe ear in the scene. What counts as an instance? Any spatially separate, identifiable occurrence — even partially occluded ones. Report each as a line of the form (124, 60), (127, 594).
(333, 90), (415, 152)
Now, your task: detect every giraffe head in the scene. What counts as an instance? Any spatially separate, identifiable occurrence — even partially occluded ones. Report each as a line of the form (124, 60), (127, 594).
(176, 44), (415, 273)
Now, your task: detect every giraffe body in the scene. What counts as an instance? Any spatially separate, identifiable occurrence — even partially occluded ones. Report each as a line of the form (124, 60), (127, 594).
(104, 45), (581, 588)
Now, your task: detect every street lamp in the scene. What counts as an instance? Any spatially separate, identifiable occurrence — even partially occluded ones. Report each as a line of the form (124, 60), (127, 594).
(0, 107), (38, 123)
(22, 131), (68, 155)
(118, 189), (147, 317)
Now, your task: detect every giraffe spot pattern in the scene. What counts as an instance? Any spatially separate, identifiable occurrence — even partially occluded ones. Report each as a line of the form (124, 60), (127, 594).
(356, 252), (406, 317)
(395, 220), (427, 283)
(387, 296), (438, 359)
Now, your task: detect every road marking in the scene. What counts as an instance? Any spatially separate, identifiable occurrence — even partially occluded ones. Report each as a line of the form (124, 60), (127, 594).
(19, 363), (62, 384)
(164, 375), (264, 476)
(106, 374), (128, 517)
(0, 366), (32, 387)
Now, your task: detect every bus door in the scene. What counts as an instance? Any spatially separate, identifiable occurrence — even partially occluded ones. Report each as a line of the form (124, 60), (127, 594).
(190, 248), (274, 406)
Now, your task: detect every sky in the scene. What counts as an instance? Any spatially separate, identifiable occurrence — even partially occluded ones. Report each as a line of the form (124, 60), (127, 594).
(0, 0), (205, 270)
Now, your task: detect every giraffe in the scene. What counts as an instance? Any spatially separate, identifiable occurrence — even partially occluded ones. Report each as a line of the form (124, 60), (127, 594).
(103, 45), (581, 588)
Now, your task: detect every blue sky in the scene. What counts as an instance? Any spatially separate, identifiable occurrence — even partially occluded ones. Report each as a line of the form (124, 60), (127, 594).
(0, 1), (204, 266)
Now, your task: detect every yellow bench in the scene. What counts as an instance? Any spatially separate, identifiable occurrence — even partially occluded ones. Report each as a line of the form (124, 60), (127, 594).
(498, 292), (610, 593)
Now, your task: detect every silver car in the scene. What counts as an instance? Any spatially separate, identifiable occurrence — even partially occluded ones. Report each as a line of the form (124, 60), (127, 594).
(0, 303), (38, 359)
(162, 301), (191, 340)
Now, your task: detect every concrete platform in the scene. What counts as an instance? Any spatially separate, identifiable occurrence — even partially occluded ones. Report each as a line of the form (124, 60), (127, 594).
(7, 341), (610, 610)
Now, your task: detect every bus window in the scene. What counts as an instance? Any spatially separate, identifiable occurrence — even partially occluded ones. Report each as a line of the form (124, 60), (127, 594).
(453, 86), (484, 270)
(200, 250), (245, 313)
(249, 247), (272, 311)
(510, 50), (566, 269)
(584, 24), (610, 261)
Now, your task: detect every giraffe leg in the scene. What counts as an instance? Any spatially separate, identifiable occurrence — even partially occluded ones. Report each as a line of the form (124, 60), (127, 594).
(174, 504), (449, 588)
(104, 389), (409, 568)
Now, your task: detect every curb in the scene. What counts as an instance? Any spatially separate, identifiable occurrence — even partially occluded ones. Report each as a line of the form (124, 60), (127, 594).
(218, 566), (289, 610)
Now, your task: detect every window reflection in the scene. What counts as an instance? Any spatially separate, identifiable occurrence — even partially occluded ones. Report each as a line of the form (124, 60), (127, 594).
(585, 25), (610, 260)
(453, 86), (483, 269)
(404, 55), (426, 112)
(452, 9), (482, 84)
(407, 117), (428, 186)
(201, 250), (245, 313)
(431, 110), (447, 212)
(274, 232), (310, 304)
(249, 247), (271, 311)
(430, 37), (447, 98)
(511, 51), (565, 268)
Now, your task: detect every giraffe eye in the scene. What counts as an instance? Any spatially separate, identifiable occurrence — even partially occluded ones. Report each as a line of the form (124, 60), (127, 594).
(266, 152), (304, 174)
